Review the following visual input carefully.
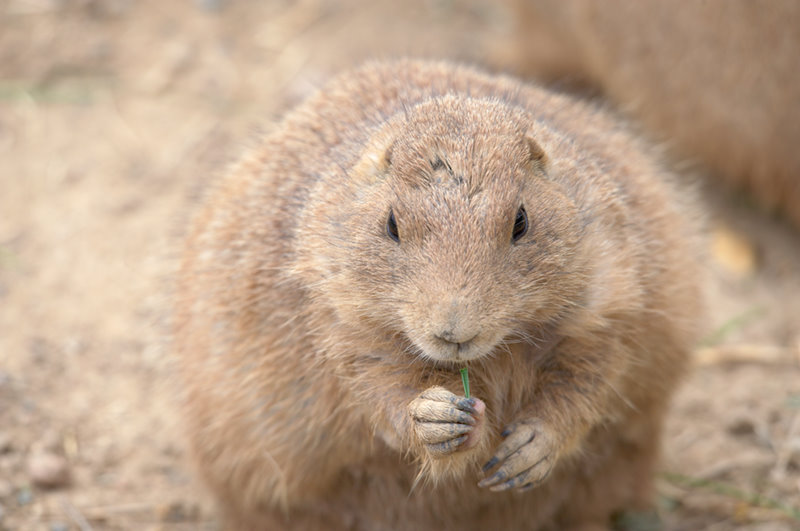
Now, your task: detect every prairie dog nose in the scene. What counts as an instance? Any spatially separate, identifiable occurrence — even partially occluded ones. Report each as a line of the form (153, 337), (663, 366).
(429, 296), (480, 345)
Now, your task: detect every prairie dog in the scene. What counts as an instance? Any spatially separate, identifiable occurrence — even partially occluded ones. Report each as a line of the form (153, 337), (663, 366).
(507, 0), (800, 227)
(175, 60), (705, 530)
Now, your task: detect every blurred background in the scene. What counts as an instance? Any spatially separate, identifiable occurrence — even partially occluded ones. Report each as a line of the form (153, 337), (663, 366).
(0, 0), (798, 529)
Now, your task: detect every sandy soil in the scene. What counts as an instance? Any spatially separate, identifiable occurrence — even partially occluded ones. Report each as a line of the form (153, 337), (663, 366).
(1, 1), (798, 529)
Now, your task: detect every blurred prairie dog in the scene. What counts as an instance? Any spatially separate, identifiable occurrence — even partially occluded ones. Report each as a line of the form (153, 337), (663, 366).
(508, 0), (800, 227)
(175, 60), (705, 530)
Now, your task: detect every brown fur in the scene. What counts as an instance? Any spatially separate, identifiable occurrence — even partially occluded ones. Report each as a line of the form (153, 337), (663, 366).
(174, 60), (705, 530)
(508, 0), (800, 228)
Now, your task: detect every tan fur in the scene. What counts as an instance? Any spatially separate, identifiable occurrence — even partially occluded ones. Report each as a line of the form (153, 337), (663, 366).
(508, 0), (800, 228)
(174, 60), (705, 530)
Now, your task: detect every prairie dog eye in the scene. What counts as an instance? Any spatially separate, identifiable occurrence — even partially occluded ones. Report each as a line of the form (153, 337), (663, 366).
(386, 209), (400, 242)
(512, 205), (528, 243)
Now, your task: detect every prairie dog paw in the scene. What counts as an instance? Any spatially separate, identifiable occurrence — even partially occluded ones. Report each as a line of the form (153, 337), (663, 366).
(479, 418), (558, 492)
(408, 386), (485, 459)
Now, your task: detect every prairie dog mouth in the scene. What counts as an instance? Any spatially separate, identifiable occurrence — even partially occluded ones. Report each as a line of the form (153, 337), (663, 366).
(415, 323), (565, 365)
(416, 331), (498, 363)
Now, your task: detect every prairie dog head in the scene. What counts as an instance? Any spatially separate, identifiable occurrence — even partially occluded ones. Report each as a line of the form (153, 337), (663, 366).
(301, 96), (587, 364)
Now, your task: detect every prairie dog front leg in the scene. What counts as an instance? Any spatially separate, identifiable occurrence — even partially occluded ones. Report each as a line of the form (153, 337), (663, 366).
(408, 386), (486, 459)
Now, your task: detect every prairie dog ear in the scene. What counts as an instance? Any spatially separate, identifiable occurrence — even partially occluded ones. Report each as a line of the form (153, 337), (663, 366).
(352, 135), (394, 184)
(524, 134), (548, 169)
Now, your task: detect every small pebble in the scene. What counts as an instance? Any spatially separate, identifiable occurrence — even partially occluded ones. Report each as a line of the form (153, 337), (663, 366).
(157, 501), (189, 522)
(158, 500), (200, 522)
(727, 417), (756, 436)
(0, 432), (11, 453)
(49, 523), (68, 531)
(16, 487), (32, 506)
(27, 452), (70, 489)
(196, 0), (223, 11)
(711, 225), (758, 276)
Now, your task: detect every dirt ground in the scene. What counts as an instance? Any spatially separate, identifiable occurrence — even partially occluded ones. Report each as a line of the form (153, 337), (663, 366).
(1, 1), (798, 530)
